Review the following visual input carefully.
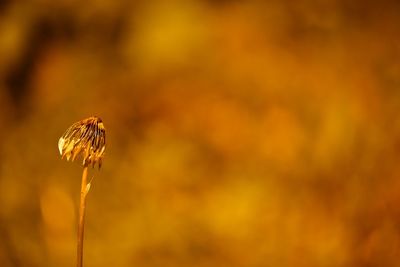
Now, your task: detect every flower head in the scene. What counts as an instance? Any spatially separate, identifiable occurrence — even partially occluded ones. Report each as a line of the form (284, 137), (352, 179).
(58, 116), (106, 168)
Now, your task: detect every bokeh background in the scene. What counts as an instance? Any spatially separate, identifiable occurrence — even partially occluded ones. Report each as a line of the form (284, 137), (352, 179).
(1, 0), (400, 266)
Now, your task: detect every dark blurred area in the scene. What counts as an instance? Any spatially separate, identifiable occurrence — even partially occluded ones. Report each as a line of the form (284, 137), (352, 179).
(1, 0), (400, 266)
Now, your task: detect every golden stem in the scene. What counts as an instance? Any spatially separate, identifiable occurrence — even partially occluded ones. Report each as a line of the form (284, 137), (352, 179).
(77, 164), (88, 267)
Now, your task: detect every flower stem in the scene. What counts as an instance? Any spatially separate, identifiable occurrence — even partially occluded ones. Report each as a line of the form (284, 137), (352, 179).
(77, 164), (88, 267)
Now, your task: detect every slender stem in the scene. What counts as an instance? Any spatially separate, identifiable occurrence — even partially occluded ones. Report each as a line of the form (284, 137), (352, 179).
(77, 164), (88, 267)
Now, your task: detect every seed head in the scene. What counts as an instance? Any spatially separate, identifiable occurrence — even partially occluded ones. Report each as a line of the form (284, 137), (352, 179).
(58, 116), (106, 168)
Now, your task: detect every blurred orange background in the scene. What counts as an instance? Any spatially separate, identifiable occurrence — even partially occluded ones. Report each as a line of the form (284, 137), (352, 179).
(1, 1), (400, 266)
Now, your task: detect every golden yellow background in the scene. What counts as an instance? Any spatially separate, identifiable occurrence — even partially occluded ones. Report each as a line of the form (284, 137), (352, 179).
(1, 1), (400, 266)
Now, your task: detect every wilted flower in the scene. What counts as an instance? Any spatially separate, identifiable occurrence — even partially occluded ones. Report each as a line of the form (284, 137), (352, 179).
(58, 116), (106, 168)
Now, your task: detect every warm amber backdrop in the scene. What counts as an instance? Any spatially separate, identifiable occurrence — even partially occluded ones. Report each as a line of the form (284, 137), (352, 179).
(1, 1), (400, 266)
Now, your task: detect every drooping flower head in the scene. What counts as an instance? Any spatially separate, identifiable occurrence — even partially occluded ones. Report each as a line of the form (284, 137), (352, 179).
(58, 116), (106, 168)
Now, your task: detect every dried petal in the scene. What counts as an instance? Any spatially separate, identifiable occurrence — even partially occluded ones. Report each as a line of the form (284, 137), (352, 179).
(59, 117), (106, 168)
